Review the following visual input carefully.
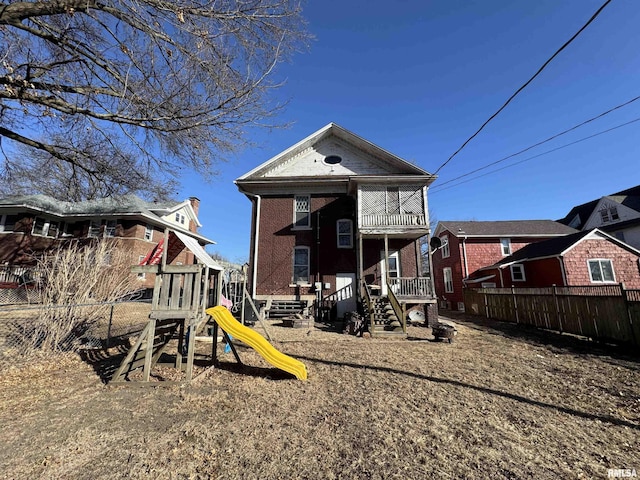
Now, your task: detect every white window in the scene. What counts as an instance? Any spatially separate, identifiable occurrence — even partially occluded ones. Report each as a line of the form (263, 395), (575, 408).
(588, 259), (615, 283)
(137, 255), (146, 279)
(32, 217), (59, 238)
(144, 224), (153, 241)
(599, 206), (620, 223)
(293, 246), (310, 284)
(88, 219), (102, 238)
(175, 212), (185, 225)
(500, 238), (511, 256)
(440, 236), (450, 258)
(293, 195), (311, 229)
(0, 214), (18, 232)
(443, 267), (453, 293)
(104, 219), (117, 237)
(510, 264), (526, 282)
(336, 219), (353, 248)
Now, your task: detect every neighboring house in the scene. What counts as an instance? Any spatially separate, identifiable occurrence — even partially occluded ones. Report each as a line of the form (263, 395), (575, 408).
(0, 194), (214, 288)
(475, 229), (640, 289)
(432, 220), (577, 310)
(558, 185), (640, 249)
(235, 123), (437, 331)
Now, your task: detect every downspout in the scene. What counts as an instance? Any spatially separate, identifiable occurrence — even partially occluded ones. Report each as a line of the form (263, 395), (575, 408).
(461, 236), (469, 279)
(316, 210), (321, 287)
(558, 256), (568, 286)
(498, 266), (504, 288)
(238, 187), (261, 298)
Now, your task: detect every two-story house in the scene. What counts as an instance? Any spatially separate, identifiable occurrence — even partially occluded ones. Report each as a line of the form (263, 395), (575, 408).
(235, 123), (437, 335)
(432, 220), (577, 310)
(0, 194), (214, 289)
(558, 185), (640, 250)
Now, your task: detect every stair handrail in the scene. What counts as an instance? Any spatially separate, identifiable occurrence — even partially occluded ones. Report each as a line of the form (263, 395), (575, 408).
(387, 279), (406, 334)
(361, 280), (375, 334)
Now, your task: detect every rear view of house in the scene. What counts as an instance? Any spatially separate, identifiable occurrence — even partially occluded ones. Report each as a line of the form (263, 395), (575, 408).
(236, 123), (437, 334)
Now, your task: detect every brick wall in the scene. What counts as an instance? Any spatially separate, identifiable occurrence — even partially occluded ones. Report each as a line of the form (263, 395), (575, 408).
(564, 239), (640, 288)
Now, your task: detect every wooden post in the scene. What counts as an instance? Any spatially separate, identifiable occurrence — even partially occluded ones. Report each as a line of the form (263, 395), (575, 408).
(553, 285), (563, 332)
(106, 303), (115, 348)
(185, 319), (196, 382)
(511, 286), (519, 324)
(143, 318), (156, 382)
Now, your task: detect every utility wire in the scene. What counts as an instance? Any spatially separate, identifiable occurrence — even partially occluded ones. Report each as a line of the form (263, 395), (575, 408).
(433, 0), (613, 175)
(431, 94), (640, 191)
(430, 116), (640, 195)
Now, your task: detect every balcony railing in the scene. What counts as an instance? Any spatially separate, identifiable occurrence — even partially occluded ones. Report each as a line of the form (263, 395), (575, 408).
(388, 277), (433, 298)
(360, 213), (426, 228)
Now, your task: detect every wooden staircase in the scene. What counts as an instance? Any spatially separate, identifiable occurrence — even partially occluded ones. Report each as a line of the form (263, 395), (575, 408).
(367, 296), (405, 337)
(265, 300), (308, 319)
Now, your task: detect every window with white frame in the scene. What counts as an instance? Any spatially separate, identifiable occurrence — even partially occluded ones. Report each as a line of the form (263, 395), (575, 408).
(88, 218), (118, 238)
(293, 195), (311, 229)
(32, 217), (59, 238)
(500, 238), (511, 256)
(440, 236), (450, 258)
(88, 219), (102, 237)
(599, 206), (620, 223)
(137, 255), (146, 279)
(104, 219), (117, 237)
(144, 224), (153, 241)
(443, 267), (453, 293)
(510, 264), (526, 282)
(0, 214), (18, 232)
(588, 259), (615, 283)
(175, 212), (186, 225)
(336, 219), (353, 248)
(293, 246), (310, 284)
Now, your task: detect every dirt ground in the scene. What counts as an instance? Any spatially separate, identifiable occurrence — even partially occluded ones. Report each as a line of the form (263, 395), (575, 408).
(0, 313), (638, 479)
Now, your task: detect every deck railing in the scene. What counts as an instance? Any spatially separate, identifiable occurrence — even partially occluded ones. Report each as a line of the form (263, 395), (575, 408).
(388, 277), (433, 298)
(360, 213), (426, 228)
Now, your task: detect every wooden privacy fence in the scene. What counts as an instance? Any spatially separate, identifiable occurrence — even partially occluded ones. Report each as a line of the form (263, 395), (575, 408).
(464, 284), (640, 347)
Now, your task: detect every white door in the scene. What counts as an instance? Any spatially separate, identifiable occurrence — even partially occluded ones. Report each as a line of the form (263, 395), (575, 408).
(335, 273), (357, 319)
(380, 250), (400, 295)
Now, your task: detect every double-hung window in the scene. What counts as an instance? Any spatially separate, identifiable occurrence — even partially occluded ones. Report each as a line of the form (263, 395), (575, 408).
(588, 259), (615, 283)
(294, 195), (311, 229)
(0, 214), (18, 232)
(293, 246), (310, 284)
(144, 224), (153, 241)
(510, 264), (526, 282)
(337, 219), (353, 248)
(500, 238), (511, 256)
(440, 236), (450, 258)
(32, 217), (59, 238)
(443, 267), (453, 293)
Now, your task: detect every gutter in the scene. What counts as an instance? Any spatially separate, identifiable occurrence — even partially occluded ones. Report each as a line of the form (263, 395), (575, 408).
(237, 187), (261, 298)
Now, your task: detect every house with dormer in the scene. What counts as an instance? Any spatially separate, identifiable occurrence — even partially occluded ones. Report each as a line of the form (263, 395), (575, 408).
(558, 185), (640, 249)
(235, 123), (437, 335)
(0, 195), (214, 288)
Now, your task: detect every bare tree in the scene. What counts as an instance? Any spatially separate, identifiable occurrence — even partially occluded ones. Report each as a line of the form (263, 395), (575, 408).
(0, 0), (310, 200)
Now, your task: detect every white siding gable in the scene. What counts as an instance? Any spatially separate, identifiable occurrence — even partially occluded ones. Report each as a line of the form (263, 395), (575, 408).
(263, 136), (401, 178)
(583, 197), (640, 230)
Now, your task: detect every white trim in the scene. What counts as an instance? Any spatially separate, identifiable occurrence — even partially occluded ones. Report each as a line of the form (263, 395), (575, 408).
(510, 264), (526, 282)
(336, 219), (353, 249)
(443, 267), (453, 293)
(293, 246), (311, 284)
(587, 258), (616, 283)
(500, 238), (511, 256)
(440, 235), (450, 258)
(292, 194), (311, 230)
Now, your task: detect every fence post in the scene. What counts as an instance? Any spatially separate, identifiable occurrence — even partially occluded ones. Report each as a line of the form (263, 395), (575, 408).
(484, 291), (489, 319)
(620, 283), (638, 346)
(106, 303), (114, 348)
(553, 285), (563, 333)
(512, 286), (519, 324)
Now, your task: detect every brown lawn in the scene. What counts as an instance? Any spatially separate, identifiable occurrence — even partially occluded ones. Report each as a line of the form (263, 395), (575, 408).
(0, 313), (638, 479)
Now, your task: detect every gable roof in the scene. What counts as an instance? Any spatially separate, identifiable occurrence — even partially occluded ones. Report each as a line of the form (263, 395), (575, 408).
(558, 184), (640, 229)
(485, 229), (640, 269)
(0, 194), (213, 244)
(436, 220), (577, 238)
(236, 123), (434, 187)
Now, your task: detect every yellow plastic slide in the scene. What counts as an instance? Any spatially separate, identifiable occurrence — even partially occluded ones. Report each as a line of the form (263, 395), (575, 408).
(206, 306), (308, 381)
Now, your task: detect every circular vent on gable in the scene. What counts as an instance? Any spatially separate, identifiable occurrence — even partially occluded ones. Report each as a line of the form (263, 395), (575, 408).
(324, 155), (342, 165)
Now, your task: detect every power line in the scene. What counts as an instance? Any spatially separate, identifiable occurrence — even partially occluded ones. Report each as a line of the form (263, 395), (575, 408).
(430, 116), (640, 195)
(431, 94), (640, 190)
(433, 0), (613, 175)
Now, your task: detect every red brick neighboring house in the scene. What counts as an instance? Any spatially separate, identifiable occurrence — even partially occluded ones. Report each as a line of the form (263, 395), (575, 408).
(432, 220), (577, 310)
(474, 229), (640, 289)
(235, 123), (437, 322)
(0, 194), (214, 289)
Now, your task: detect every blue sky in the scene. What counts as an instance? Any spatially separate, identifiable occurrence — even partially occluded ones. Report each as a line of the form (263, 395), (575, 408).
(181, 0), (640, 263)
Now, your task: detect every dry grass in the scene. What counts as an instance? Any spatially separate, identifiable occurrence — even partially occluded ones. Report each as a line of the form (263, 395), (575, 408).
(0, 313), (638, 479)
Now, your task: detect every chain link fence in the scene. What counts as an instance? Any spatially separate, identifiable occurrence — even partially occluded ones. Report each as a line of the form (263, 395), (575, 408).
(0, 298), (152, 363)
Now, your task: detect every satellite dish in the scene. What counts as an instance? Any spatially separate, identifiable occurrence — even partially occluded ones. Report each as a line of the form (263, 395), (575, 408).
(430, 237), (442, 250)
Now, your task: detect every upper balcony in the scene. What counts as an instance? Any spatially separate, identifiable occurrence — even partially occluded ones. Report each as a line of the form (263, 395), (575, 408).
(357, 184), (429, 238)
